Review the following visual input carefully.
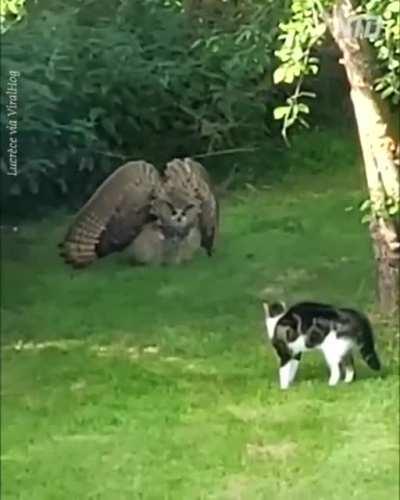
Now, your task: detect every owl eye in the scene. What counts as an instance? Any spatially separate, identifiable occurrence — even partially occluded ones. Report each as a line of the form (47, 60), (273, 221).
(184, 203), (195, 212)
(166, 201), (177, 215)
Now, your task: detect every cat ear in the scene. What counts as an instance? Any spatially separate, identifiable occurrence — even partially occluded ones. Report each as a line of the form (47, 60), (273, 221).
(262, 302), (271, 317)
(266, 301), (286, 317)
(279, 300), (287, 310)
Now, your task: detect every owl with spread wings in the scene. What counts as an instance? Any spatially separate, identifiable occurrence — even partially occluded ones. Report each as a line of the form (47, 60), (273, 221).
(59, 158), (219, 268)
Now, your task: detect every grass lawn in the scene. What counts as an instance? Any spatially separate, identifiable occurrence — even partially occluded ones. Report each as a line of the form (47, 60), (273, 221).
(1, 134), (399, 499)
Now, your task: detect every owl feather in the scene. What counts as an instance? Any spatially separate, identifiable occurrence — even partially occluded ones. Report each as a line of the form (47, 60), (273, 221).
(59, 158), (218, 268)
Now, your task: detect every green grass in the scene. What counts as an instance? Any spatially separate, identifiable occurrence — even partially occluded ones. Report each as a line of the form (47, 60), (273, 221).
(1, 135), (399, 499)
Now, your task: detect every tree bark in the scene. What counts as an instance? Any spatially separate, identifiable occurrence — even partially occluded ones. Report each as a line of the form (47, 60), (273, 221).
(326, 0), (400, 314)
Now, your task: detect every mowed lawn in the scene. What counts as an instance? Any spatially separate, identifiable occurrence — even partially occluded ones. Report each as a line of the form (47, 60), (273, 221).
(1, 150), (399, 499)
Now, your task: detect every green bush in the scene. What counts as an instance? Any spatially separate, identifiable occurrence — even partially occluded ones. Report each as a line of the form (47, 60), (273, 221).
(1, 0), (284, 216)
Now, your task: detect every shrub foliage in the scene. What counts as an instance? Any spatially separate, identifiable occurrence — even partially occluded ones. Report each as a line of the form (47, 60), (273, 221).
(1, 0), (284, 214)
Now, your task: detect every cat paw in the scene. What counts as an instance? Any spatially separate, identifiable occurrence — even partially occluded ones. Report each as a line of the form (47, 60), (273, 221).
(344, 369), (355, 383)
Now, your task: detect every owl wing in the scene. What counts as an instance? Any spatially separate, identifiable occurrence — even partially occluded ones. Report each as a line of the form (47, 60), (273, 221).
(164, 158), (219, 255)
(59, 161), (160, 268)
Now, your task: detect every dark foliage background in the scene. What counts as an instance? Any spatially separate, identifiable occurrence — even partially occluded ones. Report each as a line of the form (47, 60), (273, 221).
(0, 0), (349, 217)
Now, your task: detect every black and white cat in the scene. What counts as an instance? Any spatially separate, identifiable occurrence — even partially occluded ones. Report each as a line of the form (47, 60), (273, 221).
(262, 301), (381, 389)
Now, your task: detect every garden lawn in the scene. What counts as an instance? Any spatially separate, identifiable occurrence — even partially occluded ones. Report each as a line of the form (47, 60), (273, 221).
(1, 144), (398, 499)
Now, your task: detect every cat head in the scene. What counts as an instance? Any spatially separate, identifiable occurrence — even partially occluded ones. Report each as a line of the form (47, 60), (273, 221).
(262, 301), (287, 340)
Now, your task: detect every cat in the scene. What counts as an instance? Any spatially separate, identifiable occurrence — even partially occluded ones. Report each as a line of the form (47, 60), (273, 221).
(262, 301), (381, 389)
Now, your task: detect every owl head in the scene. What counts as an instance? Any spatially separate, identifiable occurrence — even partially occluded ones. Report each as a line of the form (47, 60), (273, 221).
(152, 189), (201, 238)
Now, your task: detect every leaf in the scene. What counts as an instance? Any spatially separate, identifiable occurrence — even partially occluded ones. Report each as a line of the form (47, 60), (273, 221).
(359, 199), (372, 212)
(282, 66), (298, 84)
(387, 1), (400, 13)
(361, 213), (372, 225)
(380, 86), (395, 99)
(313, 23), (326, 39)
(273, 106), (289, 120)
(7, 0), (23, 15)
(273, 66), (287, 84)
(292, 46), (303, 61)
(388, 204), (399, 215)
(298, 103), (310, 114)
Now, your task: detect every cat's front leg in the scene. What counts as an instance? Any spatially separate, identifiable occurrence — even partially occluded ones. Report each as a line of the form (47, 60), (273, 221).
(323, 353), (341, 386)
(327, 363), (341, 386)
(321, 338), (344, 386)
(273, 339), (296, 389)
(279, 361), (293, 389)
(279, 358), (300, 389)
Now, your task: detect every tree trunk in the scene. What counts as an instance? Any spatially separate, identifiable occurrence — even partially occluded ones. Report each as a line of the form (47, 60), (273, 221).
(326, 0), (400, 314)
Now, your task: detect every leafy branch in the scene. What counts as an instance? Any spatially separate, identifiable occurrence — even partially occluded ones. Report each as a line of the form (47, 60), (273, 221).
(273, 0), (400, 140)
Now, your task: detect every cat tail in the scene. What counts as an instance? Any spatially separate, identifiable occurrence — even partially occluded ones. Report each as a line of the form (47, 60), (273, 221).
(357, 314), (381, 371)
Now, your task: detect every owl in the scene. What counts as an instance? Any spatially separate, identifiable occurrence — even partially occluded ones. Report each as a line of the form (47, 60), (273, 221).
(59, 158), (219, 267)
